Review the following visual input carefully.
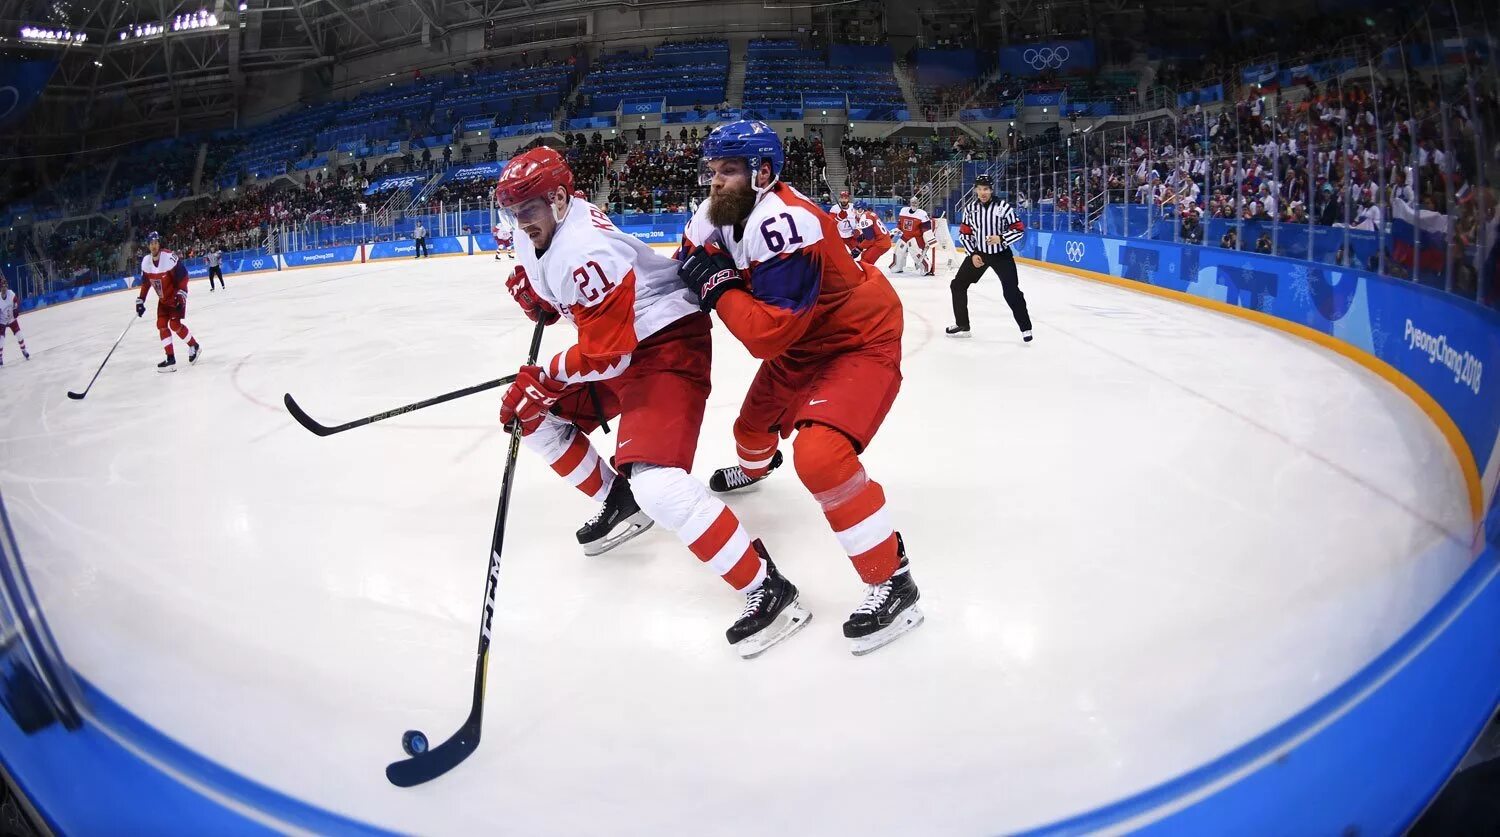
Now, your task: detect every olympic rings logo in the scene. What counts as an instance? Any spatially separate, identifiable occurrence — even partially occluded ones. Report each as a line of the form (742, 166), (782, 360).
(1023, 46), (1071, 70)
(1065, 241), (1086, 262)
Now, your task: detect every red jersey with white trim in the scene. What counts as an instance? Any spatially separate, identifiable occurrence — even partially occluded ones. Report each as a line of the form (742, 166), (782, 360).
(896, 206), (932, 239)
(517, 196), (699, 385)
(683, 182), (902, 363)
(137, 251), (189, 302)
(854, 209), (891, 246)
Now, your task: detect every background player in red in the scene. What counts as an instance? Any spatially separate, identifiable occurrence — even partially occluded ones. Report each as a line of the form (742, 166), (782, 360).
(893, 196), (936, 276)
(0, 275), (29, 365)
(494, 147), (808, 658)
(678, 120), (923, 655)
(851, 201), (892, 266)
(135, 231), (201, 371)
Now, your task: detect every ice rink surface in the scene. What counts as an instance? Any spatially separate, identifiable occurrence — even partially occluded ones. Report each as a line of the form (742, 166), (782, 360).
(0, 250), (1475, 833)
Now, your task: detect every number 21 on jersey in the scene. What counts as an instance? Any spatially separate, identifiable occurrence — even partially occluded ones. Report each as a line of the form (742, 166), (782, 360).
(572, 260), (616, 303)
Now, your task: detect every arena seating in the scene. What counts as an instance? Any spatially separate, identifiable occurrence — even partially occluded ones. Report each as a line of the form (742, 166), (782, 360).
(743, 50), (903, 109)
(579, 45), (727, 112)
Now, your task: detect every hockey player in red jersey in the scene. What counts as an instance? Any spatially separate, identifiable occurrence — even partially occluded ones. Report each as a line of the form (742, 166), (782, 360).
(850, 201), (892, 266)
(493, 147), (807, 658)
(893, 196), (936, 276)
(135, 232), (201, 371)
(0, 276), (29, 365)
(677, 120), (922, 655)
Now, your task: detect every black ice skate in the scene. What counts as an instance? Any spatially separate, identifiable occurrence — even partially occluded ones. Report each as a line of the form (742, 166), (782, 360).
(157, 356), (177, 373)
(188, 343), (202, 364)
(708, 450), (784, 493)
(1022, 330), (1034, 343)
(944, 325), (971, 338)
(727, 542), (811, 659)
(844, 534), (923, 656)
(576, 477), (653, 556)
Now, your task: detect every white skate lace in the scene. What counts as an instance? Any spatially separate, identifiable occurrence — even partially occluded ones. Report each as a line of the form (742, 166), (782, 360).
(584, 504), (608, 528)
(853, 581), (892, 615)
(723, 467), (754, 490)
(739, 586), (766, 619)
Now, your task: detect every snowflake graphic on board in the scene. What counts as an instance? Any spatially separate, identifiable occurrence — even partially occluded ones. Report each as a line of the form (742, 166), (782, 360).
(1287, 264), (1314, 309)
(1369, 309), (1392, 355)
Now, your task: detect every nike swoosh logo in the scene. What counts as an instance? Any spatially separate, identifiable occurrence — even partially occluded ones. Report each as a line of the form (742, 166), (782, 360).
(619, 439), (633, 448)
(808, 399), (828, 406)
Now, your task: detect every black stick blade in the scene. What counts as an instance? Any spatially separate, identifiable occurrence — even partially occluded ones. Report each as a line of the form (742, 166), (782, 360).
(385, 718), (482, 787)
(283, 393), (335, 436)
(66, 391), (86, 401)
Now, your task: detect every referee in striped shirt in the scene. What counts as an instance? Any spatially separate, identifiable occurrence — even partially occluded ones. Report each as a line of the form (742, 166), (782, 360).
(948, 175), (1033, 342)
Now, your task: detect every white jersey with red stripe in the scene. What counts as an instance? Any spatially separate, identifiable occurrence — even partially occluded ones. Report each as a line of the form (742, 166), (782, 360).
(0, 289), (17, 325)
(828, 202), (858, 240)
(493, 215), (515, 245)
(516, 196), (698, 385)
(139, 250), (188, 300)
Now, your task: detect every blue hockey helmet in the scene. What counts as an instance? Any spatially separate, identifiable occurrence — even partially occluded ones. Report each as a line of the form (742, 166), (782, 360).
(146, 231), (161, 243)
(853, 200), (870, 212)
(700, 120), (784, 192)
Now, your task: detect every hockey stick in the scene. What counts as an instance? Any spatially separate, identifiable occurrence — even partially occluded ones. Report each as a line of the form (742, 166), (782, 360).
(385, 320), (545, 788)
(66, 315), (138, 401)
(283, 374), (518, 436)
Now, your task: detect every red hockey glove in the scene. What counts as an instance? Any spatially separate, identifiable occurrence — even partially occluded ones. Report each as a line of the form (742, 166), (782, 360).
(505, 265), (559, 325)
(498, 365), (566, 435)
(174, 292), (188, 320)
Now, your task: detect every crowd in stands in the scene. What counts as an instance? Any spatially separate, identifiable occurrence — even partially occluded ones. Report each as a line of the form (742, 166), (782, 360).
(1007, 60), (1497, 301)
(844, 132), (975, 198)
(607, 136), (702, 215)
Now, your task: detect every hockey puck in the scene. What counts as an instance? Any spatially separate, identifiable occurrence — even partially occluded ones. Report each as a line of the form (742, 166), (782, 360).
(401, 729), (429, 756)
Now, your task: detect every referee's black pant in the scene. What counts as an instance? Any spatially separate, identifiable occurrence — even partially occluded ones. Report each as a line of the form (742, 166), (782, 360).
(951, 249), (1031, 332)
(414, 237), (428, 258)
(207, 266), (224, 289)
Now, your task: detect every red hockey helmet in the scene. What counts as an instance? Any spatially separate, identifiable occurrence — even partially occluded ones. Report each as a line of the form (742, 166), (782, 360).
(494, 147), (574, 208)
(839, 191), (850, 200)
(571, 189), (589, 200)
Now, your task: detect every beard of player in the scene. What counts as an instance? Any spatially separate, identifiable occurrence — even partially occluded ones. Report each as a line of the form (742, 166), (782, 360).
(706, 159), (767, 228)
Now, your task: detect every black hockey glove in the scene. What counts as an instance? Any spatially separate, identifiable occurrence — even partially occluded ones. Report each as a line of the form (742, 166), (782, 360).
(135, 298), (146, 318)
(678, 244), (745, 312)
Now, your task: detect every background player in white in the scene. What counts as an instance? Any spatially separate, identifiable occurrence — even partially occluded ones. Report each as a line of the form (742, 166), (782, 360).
(135, 231), (202, 371)
(0, 276), (29, 365)
(492, 147), (804, 658)
(893, 197), (936, 276)
(492, 210), (515, 261)
(828, 190), (858, 251)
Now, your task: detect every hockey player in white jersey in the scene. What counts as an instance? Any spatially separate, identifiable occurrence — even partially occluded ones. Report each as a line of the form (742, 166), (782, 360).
(0, 276), (29, 365)
(828, 190), (859, 251)
(492, 210), (515, 261)
(893, 197), (936, 276)
(493, 146), (800, 657)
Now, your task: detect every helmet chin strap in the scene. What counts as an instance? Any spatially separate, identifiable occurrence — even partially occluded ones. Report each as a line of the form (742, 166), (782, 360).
(749, 156), (777, 197)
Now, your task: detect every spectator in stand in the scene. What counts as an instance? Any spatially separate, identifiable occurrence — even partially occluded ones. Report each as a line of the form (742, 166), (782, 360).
(1181, 212), (1204, 245)
(1221, 227), (1239, 250)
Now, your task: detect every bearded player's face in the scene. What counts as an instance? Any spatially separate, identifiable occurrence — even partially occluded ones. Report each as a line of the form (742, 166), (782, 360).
(706, 158), (758, 227)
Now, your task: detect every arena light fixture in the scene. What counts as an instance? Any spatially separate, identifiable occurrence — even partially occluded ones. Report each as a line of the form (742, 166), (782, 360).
(18, 26), (88, 44)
